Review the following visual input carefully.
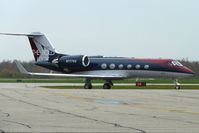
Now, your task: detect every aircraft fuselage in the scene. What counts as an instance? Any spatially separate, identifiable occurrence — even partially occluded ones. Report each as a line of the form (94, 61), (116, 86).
(36, 56), (194, 79)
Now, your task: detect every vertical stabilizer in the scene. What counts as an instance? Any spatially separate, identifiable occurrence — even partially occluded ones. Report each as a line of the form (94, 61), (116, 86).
(27, 32), (57, 62)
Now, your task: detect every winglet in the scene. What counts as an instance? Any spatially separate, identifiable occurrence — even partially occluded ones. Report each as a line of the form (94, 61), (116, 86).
(14, 60), (29, 74)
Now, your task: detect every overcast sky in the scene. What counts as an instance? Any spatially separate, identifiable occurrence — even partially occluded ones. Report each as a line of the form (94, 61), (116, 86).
(0, 0), (198, 61)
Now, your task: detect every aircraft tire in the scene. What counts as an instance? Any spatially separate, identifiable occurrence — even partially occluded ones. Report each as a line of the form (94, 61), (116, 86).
(175, 85), (181, 90)
(103, 83), (111, 89)
(84, 84), (92, 89)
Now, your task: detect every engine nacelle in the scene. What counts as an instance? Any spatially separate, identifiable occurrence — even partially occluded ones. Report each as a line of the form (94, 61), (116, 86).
(58, 55), (90, 70)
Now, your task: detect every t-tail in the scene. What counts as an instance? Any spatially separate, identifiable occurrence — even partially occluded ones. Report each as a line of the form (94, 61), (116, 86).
(0, 32), (61, 62)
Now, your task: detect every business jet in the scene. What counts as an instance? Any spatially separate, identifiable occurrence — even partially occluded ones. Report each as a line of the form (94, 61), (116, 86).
(0, 32), (194, 89)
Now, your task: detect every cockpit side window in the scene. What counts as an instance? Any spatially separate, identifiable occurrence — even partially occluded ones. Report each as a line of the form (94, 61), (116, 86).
(171, 60), (183, 66)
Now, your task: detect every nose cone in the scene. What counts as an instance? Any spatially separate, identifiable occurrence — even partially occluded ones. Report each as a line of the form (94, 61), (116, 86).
(182, 67), (195, 75)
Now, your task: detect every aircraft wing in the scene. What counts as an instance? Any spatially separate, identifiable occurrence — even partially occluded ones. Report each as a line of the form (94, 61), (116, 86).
(14, 61), (126, 79)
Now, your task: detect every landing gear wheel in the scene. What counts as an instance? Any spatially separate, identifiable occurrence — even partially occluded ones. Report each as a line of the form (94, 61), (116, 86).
(84, 79), (92, 89)
(103, 83), (111, 89)
(175, 85), (181, 90)
(84, 84), (92, 89)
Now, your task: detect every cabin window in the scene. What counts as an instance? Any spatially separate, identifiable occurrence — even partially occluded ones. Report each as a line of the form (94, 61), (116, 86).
(135, 64), (141, 69)
(144, 65), (149, 69)
(101, 63), (107, 69)
(109, 64), (116, 69)
(127, 64), (132, 69)
(118, 64), (124, 69)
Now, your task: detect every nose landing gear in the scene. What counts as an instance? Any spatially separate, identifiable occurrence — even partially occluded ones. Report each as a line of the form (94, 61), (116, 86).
(174, 79), (181, 89)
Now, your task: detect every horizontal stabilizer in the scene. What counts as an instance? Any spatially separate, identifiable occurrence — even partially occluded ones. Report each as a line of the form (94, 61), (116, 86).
(0, 32), (43, 37)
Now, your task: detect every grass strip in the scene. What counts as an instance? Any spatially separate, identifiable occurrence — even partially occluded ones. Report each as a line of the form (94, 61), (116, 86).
(43, 85), (199, 90)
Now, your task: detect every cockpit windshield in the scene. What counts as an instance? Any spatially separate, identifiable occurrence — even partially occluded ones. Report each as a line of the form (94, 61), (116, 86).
(171, 60), (183, 66)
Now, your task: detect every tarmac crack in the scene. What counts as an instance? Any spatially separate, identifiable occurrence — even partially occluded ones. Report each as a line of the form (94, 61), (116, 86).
(2, 120), (31, 129)
(105, 110), (199, 125)
(152, 115), (199, 125)
(0, 92), (146, 133)
(52, 110), (146, 133)
(0, 110), (10, 118)
(0, 129), (5, 133)
(2, 112), (10, 117)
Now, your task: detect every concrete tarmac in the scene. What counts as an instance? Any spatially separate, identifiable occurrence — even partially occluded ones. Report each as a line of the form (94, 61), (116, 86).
(0, 83), (199, 133)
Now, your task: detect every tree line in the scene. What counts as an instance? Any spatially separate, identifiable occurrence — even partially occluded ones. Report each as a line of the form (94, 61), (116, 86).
(0, 60), (198, 78)
(0, 60), (49, 78)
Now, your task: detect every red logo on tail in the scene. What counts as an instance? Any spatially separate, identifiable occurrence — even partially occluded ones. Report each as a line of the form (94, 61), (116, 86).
(28, 38), (40, 61)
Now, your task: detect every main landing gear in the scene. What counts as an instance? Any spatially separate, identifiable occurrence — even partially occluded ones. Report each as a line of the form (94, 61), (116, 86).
(84, 79), (92, 89)
(103, 80), (113, 89)
(84, 79), (113, 89)
(174, 79), (181, 89)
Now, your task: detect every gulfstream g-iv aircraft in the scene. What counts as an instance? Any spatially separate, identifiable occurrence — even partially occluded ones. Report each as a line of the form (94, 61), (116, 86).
(0, 32), (194, 89)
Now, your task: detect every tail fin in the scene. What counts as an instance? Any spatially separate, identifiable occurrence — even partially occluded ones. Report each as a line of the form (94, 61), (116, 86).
(0, 32), (58, 62)
(27, 32), (57, 62)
